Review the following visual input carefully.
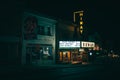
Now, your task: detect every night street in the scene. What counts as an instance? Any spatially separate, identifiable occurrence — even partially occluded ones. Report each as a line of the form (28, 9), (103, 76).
(1, 64), (120, 80)
(1, 1), (120, 80)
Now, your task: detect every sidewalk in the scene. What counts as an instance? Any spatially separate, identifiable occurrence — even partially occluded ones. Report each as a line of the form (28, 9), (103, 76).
(28, 62), (90, 67)
(0, 62), (91, 74)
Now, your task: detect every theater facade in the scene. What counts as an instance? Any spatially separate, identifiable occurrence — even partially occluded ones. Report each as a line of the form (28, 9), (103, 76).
(58, 41), (95, 64)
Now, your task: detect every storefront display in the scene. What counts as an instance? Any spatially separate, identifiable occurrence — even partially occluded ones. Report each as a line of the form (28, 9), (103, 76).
(26, 44), (53, 65)
(58, 41), (95, 64)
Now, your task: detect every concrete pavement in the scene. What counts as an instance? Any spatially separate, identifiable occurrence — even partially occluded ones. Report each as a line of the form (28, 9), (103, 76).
(0, 62), (91, 74)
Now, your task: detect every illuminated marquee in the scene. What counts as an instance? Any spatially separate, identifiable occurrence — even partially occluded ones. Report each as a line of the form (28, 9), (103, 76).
(59, 41), (80, 49)
(81, 41), (95, 48)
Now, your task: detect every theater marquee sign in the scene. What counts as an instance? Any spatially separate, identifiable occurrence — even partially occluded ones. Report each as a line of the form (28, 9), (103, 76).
(81, 41), (95, 48)
(59, 41), (95, 49)
(59, 41), (80, 49)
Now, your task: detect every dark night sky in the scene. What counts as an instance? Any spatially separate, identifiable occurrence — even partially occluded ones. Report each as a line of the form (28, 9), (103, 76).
(27, 0), (120, 50)
(1, 0), (120, 50)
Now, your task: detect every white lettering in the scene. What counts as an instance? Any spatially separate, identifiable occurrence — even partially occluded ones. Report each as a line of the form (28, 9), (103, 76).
(59, 41), (80, 48)
(81, 41), (95, 48)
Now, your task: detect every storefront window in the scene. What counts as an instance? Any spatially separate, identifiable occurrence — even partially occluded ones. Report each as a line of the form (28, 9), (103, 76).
(59, 51), (71, 63)
(72, 53), (78, 61)
(43, 47), (53, 60)
(32, 47), (40, 60)
(26, 44), (53, 64)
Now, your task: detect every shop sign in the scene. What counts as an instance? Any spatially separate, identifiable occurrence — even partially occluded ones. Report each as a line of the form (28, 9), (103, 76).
(81, 41), (95, 48)
(59, 41), (80, 49)
(37, 35), (54, 42)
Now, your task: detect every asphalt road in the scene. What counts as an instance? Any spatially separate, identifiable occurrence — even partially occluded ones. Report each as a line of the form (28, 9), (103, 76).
(1, 64), (120, 80)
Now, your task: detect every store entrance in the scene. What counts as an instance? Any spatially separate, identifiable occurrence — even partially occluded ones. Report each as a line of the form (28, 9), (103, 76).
(71, 50), (82, 64)
(59, 51), (71, 63)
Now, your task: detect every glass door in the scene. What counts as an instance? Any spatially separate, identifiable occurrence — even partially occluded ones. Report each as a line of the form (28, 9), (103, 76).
(59, 51), (71, 63)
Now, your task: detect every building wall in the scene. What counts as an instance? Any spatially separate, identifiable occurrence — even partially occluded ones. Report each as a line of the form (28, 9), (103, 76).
(88, 32), (103, 50)
(56, 20), (75, 63)
(21, 11), (57, 65)
(0, 36), (21, 65)
(56, 20), (94, 64)
(56, 20), (74, 41)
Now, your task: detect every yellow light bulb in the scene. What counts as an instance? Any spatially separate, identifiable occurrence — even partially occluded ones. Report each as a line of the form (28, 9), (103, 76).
(79, 13), (83, 16)
(80, 21), (83, 25)
(80, 26), (83, 29)
(80, 30), (83, 34)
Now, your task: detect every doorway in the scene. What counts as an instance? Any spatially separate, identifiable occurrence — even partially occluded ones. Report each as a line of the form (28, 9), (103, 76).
(59, 51), (71, 63)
